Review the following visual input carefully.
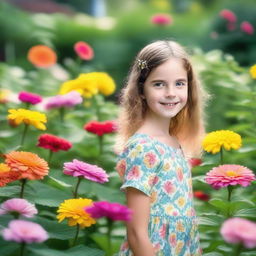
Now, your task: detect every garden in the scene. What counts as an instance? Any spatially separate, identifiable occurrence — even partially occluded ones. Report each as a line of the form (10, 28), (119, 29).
(0, 0), (256, 255)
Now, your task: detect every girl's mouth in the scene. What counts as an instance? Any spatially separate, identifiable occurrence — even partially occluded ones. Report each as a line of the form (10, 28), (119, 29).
(160, 102), (179, 106)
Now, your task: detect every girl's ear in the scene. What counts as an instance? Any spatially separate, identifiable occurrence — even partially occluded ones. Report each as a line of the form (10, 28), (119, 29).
(140, 94), (146, 99)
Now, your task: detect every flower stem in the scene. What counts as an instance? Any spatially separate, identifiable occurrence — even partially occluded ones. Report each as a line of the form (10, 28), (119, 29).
(48, 150), (53, 165)
(227, 186), (233, 202)
(59, 107), (65, 122)
(93, 95), (101, 121)
(20, 124), (29, 146)
(72, 224), (80, 247)
(106, 218), (113, 256)
(220, 147), (224, 165)
(98, 135), (103, 155)
(20, 242), (26, 256)
(227, 186), (234, 217)
(73, 177), (82, 198)
(233, 243), (243, 256)
(20, 179), (27, 198)
(25, 102), (30, 110)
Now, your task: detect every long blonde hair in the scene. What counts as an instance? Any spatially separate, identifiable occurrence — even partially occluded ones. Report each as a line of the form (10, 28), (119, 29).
(115, 40), (208, 158)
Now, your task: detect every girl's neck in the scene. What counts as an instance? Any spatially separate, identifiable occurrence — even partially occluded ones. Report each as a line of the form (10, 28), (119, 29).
(138, 113), (171, 137)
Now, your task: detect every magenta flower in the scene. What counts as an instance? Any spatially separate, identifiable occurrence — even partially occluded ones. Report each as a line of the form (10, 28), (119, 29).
(219, 9), (237, 23)
(85, 201), (132, 221)
(45, 91), (83, 110)
(63, 159), (109, 183)
(0, 198), (38, 218)
(221, 218), (256, 248)
(240, 21), (254, 35)
(2, 219), (48, 243)
(205, 164), (255, 189)
(74, 41), (94, 60)
(18, 91), (42, 105)
(151, 14), (172, 26)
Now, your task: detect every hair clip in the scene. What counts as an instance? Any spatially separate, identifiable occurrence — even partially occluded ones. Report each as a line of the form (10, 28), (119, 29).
(137, 59), (148, 70)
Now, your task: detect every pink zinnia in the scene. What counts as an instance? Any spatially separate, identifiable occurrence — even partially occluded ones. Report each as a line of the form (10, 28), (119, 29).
(84, 120), (117, 136)
(219, 9), (237, 23)
(74, 41), (94, 60)
(18, 91), (42, 105)
(45, 91), (83, 110)
(205, 164), (255, 189)
(63, 159), (109, 183)
(151, 14), (172, 26)
(0, 198), (38, 218)
(2, 219), (48, 243)
(221, 218), (256, 248)
(85, 201), (132, 221)
(240, 21), (254, 35)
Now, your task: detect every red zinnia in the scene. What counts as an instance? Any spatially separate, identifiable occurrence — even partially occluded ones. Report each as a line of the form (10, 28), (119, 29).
(189, 158), (202, 168)
(84, 120), (117, 136)
(37, 134), (72, 152)
(74, 41), (94, 60)
(194, 191), (210, 201)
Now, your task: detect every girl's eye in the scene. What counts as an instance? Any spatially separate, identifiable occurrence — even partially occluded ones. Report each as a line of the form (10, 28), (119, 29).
(153, 82), (164, 87)
(176, 81), (186, 87)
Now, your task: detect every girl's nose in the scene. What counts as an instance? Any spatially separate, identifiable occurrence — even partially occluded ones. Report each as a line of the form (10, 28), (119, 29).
(165, 85), (175, 97)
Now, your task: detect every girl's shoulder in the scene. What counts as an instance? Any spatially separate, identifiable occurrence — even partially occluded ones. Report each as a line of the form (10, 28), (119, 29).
(121, 133), (161, 155)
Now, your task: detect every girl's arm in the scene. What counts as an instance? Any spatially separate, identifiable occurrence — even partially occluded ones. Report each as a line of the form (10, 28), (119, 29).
(125, 187), (155, 256)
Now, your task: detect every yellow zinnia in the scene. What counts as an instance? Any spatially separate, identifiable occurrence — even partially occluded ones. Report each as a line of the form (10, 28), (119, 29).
(57, 198), (96, 228)
(202, 130), (242, 154)
(59, 72), (116, 98)
(83, 72), (116, 96)
(249, 64), (256, 79)
(59, 75), (98, 98)
(7, 109), (47, 130)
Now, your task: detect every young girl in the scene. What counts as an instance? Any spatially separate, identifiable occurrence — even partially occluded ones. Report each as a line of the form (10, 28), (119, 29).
(115, 40), (207, 256)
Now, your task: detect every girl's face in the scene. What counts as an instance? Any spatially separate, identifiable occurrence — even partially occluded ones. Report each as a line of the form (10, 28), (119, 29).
(142, 57), (188, 121)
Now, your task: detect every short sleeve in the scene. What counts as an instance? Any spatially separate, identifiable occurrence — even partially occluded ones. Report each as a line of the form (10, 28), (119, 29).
(116, 137), (162, 196)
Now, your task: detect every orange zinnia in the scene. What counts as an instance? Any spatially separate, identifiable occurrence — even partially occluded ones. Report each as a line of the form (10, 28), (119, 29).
(5, 151), (49, 180)
(27, 45), (57, 68)
(0, 163), (20, 187)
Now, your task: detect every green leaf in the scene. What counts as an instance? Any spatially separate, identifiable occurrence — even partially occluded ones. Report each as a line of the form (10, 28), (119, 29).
(234, 208), (256, 218)
(0, 185), (20, 198)
(27, 181), (72, 207)
(208, 199), (229, 214)
(0, 240), (19, 256)
(203, 253), (223, 256)
(229, 199), (255, 215)
(199, 216), (221, 226)
(28, 244), (104, 256)
(90, 183), (124, 202)
(90, 233), (122, 256)
(45, 175), (72, 190)
(35, 216), (82, 240)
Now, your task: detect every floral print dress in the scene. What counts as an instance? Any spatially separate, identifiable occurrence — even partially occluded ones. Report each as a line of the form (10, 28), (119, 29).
(116, 133), (202, 256)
